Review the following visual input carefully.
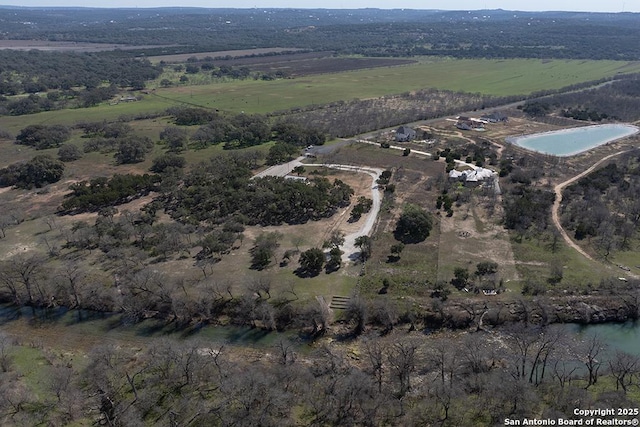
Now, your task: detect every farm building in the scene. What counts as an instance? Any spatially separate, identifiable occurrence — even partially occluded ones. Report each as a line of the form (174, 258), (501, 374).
(395, 126), (417, 142)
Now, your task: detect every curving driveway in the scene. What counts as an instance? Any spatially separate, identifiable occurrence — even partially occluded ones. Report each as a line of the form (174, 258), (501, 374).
(255, 158), (383, 262)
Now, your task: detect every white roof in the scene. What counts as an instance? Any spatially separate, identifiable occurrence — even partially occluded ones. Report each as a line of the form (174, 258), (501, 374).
(449, 167), (496, 182)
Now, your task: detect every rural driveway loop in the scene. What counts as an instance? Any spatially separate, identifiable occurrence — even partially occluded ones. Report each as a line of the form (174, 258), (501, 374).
(254, 159), (383, 262)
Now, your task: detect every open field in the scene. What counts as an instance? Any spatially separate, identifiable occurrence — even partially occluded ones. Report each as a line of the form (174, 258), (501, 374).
(146, 58), (640, 113)
(2, 57), (639, 134)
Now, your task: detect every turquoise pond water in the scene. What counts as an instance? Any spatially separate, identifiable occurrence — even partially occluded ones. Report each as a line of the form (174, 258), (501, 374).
(506, 124), (639, 156)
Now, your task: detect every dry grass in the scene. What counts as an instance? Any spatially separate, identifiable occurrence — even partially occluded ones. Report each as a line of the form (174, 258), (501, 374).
(436, 192), (519, 286)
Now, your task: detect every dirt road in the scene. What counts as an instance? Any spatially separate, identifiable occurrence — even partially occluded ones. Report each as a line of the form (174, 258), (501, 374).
(255, 159), (383, 262)
(551, 149), (632, 262)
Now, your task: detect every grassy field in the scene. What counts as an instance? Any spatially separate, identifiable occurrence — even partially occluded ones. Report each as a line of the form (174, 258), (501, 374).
(147, 58), (640, 114)
(509, 234), (610, 288)
(2, 57), (639, 133)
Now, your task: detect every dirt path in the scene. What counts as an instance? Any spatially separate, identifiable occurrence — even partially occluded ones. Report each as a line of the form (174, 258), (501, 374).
(254, 159), (383, 262)
(551, 149), (632, 263)
(305, 164), (383, 262)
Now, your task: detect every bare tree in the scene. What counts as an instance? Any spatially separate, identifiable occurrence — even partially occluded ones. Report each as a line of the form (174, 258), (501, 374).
(56, 261), (91, 309)
(274, 338), (296, 366)
(388, 339), (418, 397)
(344, 295), (368, 335)
(582, 334), (606, 389)
(608, 351), (639, 393)
(0, 253), (46, 305)
(363, 338), (386, 393)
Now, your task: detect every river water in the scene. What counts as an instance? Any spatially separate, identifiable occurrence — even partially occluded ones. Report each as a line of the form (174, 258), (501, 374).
(561, 321), (640, 356)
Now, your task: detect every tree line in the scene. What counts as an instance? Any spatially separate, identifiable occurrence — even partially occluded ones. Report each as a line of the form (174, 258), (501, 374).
(1, 320), (639, 426)
(528, 73), (640, 123)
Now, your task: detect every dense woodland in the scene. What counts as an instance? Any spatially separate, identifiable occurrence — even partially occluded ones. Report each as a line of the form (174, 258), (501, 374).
(2, 8), (640, 60)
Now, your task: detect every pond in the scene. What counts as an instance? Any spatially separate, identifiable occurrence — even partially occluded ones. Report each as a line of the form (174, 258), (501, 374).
(506, 124), (639, 156)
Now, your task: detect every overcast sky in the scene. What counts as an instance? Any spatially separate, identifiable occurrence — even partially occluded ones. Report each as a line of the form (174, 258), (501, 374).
(0, 0), (636, 13)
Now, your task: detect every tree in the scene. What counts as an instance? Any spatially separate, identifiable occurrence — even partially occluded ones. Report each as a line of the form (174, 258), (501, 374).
(475, 261), (498, 277)
(389, 242), (404, 261)
(0, 253), (46, 305)
(451, 267), (469, 290)
(114, 136), (154, 164)
(583, 335), (606, 389)
(344, 296), (368, 335)
(326, 247), (342, 272)
(15, 124), (71, 149)
(266, 142), (298, 165)
(0, 332), (14, 373)
(608, 351), (639, 393)
(323, 230), (345, 250)
(394, 204), (433, 243)
(298, 248), (325, 276)
(57, 144), (83, 162)
(377, 170), (392, 185)
(150, 153), (186, 173)
(354, 235), (372, 262)
(250, 232), (282, 270)
(388, 340), (417, 398)
(349, 196), (373, 222)
(159, 126), (188, 153)
(0, 155), (65, 189)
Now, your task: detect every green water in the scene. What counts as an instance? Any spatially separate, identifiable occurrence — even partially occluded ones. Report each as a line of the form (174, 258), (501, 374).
(0, 304), (301, 349)
(564, 321), (640, 356)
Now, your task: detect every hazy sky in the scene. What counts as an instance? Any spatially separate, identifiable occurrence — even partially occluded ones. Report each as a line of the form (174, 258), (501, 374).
(0, 0), (636, 13)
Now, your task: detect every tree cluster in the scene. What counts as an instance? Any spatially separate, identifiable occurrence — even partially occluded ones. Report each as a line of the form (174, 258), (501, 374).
(77, 122), (154, 164)
(274, 89), (519, 139)
(539, 73), (640, 122)
(15, 124), (71, 150)
(0, 155), (65, 189)
(0, 49), (161, 97)
(503, 185), (555, 239)
(163, 156), (354, 227)
(59, 174), (160, 214)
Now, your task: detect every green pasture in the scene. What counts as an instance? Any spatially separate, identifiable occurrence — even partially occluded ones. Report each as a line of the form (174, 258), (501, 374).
(509, 233), (610, 289)
(150, 58), (640, 114)
(2, 58), (639, 133)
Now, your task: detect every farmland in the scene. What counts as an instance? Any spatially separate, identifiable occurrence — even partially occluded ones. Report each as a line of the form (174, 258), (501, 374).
(1, 57), (639, 134)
